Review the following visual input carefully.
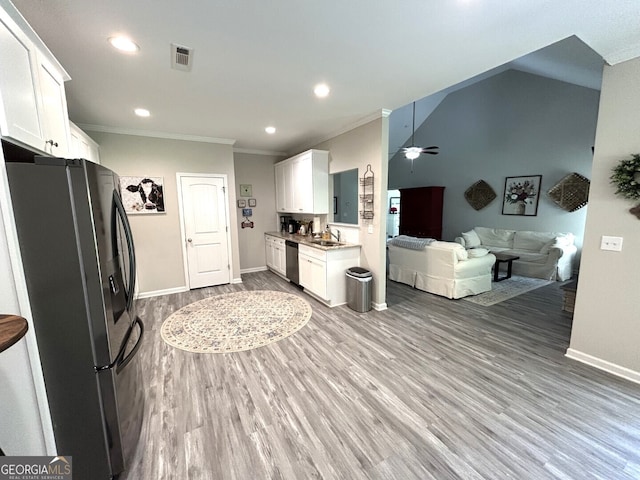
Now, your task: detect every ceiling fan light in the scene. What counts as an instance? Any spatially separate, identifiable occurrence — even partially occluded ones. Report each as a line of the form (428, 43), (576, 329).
(405, 147), (421, 160)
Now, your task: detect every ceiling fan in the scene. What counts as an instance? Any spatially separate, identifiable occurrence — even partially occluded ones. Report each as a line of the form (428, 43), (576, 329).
(398, 101), (439, 171)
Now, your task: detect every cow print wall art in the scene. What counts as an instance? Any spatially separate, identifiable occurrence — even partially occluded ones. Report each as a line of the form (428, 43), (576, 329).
(120, 176), (165, 214)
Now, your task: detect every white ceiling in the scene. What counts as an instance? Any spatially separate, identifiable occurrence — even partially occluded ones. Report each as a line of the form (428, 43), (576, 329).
(9, 0), (640, 156)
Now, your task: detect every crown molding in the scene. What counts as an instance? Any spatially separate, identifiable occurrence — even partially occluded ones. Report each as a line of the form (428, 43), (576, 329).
(233, 148), (288, 156)
(78, 124), (236, 145)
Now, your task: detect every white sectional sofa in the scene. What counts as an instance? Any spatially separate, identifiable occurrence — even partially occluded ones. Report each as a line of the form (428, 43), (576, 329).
(388, 239), (496, 299)
(454, 226), (576, 281)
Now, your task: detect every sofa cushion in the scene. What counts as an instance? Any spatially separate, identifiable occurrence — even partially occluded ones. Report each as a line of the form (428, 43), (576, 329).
(513, 230), (556, 252)
(462, 229), (481, 248)
(474, 227), (515, 248)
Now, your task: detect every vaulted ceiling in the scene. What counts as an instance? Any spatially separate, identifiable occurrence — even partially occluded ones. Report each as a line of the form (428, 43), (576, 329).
(10, 0), (640, 155)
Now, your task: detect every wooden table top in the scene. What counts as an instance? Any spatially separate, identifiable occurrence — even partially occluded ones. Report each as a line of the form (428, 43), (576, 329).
(0, 314), (28, 353)
(492, 252), (520, 261)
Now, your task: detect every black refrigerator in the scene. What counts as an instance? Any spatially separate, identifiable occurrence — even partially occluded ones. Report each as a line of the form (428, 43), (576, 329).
(5, 142), (145, 480)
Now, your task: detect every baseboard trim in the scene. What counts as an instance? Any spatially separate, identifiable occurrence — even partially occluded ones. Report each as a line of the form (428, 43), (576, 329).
(231, 277), (243, 284)
(136, 286), (189, 299)
(565, 348), (640, 385)
(373, 302), (388, 311)
(240, 266), (268, 274)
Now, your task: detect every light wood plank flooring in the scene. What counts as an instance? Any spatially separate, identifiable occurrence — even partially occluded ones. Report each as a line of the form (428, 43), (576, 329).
(122, 271), (640, 479)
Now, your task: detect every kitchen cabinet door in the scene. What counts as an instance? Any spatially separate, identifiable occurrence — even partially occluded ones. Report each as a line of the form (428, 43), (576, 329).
(0, 11), (43, 148)
(36, 53), (70, 156)
(275, 162), (288, 212)
(70, 122), (100, 163)
(299, 252), (327, 300)
(274, 240), (286, 276)
(265, 236), (275, 269)
(273, 149), (328, 214)
(292, 154), (313, 213)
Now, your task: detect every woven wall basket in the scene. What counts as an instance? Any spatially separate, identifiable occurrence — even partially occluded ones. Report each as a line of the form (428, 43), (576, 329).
(548, 172), (590, 212)
(464, 180), (496, 210)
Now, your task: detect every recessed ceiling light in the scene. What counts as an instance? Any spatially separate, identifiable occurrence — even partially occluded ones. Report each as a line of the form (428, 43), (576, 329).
(265, 126), (276, 134)
(109, 36), (140, 53)
(134, 108), (150, 117)
(314, 83), (330, 98)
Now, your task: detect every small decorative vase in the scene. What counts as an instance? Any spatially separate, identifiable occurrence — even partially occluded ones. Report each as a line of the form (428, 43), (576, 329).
(515, 201), (526, 215)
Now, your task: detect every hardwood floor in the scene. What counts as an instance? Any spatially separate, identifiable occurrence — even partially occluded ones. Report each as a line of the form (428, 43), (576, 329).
(122, 271), (640, 479)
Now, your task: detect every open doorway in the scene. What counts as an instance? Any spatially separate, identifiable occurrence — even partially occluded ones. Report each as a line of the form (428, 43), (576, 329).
(386, 35), (603, 273)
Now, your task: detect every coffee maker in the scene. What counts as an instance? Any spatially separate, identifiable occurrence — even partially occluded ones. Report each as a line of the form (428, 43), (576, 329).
(288, 218), (299, 234)
(280, 216), (292, 233)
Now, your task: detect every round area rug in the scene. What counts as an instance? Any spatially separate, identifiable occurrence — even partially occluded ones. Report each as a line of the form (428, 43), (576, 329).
(160, 290), (312, 353)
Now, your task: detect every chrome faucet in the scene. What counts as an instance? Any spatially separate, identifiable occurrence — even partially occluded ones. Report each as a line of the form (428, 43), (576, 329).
(331, 228), (341, 242)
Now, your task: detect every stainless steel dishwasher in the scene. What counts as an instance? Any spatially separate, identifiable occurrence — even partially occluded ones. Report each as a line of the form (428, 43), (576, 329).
(285, 240), (299, 285)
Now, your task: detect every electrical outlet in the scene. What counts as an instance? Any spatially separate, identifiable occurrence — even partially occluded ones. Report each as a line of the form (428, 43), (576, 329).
(600, 235), (623, 251)
(368, 224), (374, 234)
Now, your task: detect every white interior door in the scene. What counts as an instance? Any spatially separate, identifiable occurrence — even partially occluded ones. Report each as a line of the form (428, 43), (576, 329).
(180, 175), (230, 289)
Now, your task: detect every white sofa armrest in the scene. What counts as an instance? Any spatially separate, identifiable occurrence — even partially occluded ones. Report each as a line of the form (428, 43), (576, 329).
(547, 243), (577, 260)
(454, 236), (465, 247)
(454, 253), (496, 277)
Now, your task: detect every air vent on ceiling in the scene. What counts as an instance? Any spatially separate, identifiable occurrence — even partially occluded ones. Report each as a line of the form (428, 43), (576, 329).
(171, 43), (193, 71)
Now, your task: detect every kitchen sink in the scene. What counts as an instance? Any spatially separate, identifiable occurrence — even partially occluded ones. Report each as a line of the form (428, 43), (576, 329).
(310, 239), (342, 247)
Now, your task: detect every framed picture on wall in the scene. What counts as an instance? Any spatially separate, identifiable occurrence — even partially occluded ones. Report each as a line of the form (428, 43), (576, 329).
(502, 175), (542, 216)
(120, 176), (165, 214)
(248, 198), (257, 207)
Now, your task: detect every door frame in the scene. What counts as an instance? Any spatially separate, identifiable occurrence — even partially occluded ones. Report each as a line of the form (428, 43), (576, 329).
(176, 172), (232, 289)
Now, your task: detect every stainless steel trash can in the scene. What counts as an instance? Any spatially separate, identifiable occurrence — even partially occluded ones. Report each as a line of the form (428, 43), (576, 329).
(346, 267), (372, 312)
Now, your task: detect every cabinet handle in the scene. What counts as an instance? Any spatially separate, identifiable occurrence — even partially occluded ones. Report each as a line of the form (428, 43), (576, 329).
(46, 139), (58, 148)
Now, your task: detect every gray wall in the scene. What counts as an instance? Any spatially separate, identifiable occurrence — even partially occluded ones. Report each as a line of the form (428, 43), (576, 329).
(388, 70), (600, 256)
(91, 131), (241, 294)
(233, 152), (280, 271)
(569, 57), (640, 378)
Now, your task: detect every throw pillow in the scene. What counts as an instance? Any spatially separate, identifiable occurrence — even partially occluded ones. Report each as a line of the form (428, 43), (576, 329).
(467, 247), (489, 258)
(455, 248), (469, 261)
(540, 238), (557, 254)
(462, 229), (481, 248)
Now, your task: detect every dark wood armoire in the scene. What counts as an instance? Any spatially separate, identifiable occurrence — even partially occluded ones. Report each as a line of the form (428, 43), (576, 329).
(398, 186), (445, 239)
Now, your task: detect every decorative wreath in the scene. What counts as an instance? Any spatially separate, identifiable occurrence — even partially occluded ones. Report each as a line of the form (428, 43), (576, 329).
(611, 153), (640, 200)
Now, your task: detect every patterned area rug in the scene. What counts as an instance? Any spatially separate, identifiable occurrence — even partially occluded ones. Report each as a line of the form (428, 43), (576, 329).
(461, 275), (554, 306)
(161, 290), (312, 353)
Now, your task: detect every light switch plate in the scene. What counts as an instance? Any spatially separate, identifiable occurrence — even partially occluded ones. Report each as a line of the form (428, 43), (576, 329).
(368, 224), (374, 234)
(601, 235), (623, 251)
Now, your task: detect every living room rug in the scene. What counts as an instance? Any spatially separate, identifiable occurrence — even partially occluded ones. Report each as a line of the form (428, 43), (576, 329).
(461, 275), (554, 307)
(160, 290), (312, 353)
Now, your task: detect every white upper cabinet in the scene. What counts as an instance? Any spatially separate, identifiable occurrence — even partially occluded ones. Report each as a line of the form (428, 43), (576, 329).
(275, 149), (329, 214)
(0, 4), (71, 156)
(0, 9), (43, 148)
(69, 122), (100, 164)
(36, 54), (71, 156)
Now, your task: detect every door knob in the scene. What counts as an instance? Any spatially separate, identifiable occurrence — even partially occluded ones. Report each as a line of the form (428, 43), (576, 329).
(187, 238), (192, 243)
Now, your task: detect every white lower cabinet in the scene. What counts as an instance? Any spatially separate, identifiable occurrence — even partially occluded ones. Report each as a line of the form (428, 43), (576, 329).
(299, 248), (327, 300)
(298, 244), (360, 307)
(265, 234), (286, 277)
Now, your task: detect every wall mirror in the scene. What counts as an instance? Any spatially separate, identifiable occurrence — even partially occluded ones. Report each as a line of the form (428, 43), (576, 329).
(330, 168), (358, 225)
